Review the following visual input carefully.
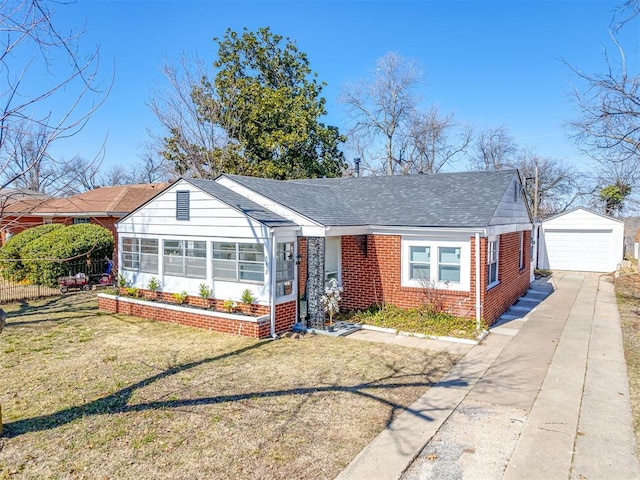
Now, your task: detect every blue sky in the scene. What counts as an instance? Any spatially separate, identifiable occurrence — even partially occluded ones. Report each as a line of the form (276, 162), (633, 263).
(39, 0), (638, 174)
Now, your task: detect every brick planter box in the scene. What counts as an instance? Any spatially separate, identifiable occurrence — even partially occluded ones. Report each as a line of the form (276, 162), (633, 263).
(98, 293), (292, 339)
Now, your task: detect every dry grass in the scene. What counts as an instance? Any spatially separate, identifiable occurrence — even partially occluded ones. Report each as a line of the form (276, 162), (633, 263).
(615, 269), (640, 454)
(0, 293), (459, 479)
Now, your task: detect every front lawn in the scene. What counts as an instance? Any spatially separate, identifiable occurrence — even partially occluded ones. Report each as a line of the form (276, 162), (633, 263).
(350, 304), (485, 340)
(0, 293), (459, 479)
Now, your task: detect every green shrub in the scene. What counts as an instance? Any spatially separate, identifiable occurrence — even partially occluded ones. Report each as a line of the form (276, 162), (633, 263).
(21, 224), (114, 287)
(0, 224), (65, 282)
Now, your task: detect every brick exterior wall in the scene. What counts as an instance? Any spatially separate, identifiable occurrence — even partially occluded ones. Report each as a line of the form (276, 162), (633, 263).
(336, 232), (530, 326)
(340, 235), (477, 319)
(482, 230), (531, 325)
(98, 293), (296, 339)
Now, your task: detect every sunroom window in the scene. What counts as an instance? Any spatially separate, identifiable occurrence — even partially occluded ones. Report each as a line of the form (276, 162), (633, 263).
(163, 239), (206, 278)
(122, 238), (158, 274)
(212, 242), (264, 284)
(276, 242), (295, 297)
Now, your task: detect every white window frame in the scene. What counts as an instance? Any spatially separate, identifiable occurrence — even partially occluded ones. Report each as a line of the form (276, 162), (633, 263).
(401, 238), (470, 291)
(122, 237), (159, 274)
(212, 242), (265, 285)
(487, 237), (499, 288)
(519, 231), (525, 270)
(73, 217), (90, 224)
(163, 239), (207, 279)
(324, 237), (341, 284)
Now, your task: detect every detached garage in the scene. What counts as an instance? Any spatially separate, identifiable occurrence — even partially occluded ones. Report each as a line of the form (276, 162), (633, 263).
(538, 207), (623, 273)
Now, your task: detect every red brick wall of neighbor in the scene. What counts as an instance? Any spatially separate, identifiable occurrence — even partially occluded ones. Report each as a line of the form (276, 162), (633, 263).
(98, 294), (297, 339)
(482, 230), (531, 325)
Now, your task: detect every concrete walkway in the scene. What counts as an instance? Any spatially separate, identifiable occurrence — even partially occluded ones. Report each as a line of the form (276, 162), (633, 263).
(336, 272), (639, 480)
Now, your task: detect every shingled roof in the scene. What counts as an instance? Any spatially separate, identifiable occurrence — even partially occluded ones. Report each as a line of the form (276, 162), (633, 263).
(5, 184), (167, 216)
(220, 170), (525, 228)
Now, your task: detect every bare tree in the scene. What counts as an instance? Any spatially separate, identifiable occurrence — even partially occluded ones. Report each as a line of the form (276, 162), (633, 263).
(0, 0), (107, 200)
(341, 52), (423, 175)
(471, 126), (518, 171)
(566, 0), (639, 211)
(517, 149), (583, 218)
(402, 107), (473, 174)
(147, 54), (232, 178)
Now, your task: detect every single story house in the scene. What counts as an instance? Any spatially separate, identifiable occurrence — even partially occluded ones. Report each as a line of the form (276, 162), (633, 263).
(537, 207), (623, 273)
(102, 169), (533, 338)
(0, 183), (166, 263)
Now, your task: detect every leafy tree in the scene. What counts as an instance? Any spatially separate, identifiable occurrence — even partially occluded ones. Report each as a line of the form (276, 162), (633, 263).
(600, 181), (631, 216)
(153, 27), (346, 179)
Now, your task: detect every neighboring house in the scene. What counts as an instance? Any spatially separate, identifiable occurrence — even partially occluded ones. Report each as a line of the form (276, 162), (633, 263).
(537, 207), (624, 273)
(0, 184), (167, 264)
(109, 169), (533, 338)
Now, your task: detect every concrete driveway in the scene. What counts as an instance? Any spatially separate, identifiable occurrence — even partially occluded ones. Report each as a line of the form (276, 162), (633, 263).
(337, 272), (639, 480)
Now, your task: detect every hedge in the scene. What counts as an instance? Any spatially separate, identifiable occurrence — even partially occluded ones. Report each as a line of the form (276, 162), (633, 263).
(20, 224), (114, 287)
(0, 224), (65, 282)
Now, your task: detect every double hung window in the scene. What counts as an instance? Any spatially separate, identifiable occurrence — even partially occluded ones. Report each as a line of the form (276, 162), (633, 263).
(487, 239), (499, 286)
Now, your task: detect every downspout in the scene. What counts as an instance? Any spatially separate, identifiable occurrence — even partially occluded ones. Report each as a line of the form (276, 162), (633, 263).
(475, 232), (482, 331)
(270, 229), (277, 338)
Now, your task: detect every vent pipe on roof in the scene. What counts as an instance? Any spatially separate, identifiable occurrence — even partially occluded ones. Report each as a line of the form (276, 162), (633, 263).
(354, 158), (361, 177)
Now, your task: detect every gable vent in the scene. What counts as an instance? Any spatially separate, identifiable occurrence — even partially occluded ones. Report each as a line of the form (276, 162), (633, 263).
(176, 190), (190, 220)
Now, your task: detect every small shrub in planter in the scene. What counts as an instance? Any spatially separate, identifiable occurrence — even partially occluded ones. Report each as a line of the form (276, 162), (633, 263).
(223, 298), (237, 313)
(240, 288), (256, 314)
(146, 277), (161, 299)
(173, 291), (188, 305)
(125, 287), (140, 298)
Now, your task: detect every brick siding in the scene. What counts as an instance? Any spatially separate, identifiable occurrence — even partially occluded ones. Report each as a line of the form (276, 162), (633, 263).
(482, 230), (531, 324)
(338, 232), (530, 326)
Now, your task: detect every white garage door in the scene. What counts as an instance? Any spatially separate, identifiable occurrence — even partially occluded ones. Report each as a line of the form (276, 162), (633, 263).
(544, 229), (613, 272)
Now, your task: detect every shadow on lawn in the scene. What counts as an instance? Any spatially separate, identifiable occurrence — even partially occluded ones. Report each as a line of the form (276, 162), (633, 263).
(2, 293), (96, 323)
(2, 339), (467, 438)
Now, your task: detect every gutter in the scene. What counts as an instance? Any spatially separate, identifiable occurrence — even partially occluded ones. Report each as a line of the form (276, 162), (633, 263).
(475, 232), (482, 330)
(269, 228), (277, 338)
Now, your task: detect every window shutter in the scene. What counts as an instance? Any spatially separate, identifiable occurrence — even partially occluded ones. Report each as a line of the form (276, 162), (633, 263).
(176, 191), (190, 220)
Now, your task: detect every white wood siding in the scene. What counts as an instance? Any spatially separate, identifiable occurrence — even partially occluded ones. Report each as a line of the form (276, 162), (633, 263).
(119, 181), (271, 239)
(538, 208), (623, 272)
(117, 180), (275, 303)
